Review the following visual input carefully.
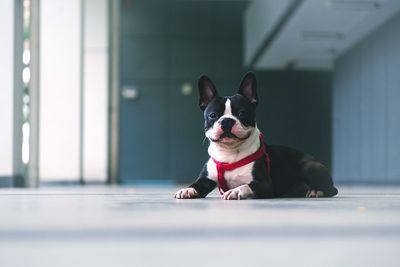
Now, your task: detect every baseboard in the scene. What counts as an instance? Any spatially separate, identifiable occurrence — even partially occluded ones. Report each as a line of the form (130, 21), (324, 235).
(336, 181), (400, 186)
(0, 175), (28, 188)
(0, 176), (13, 188)
(120, 179), (174, 186)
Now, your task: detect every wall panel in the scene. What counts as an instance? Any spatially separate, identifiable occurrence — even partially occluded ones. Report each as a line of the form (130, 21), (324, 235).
(333, 12), (400, 183)
(39, 0), (81, 181)
(0, 0), (14, 185)
(83, 0), (108, 182)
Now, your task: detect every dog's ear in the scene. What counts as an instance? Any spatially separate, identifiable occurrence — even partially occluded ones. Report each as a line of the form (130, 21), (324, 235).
(238, 71), (258, 105)
(198, 75), (218, 110)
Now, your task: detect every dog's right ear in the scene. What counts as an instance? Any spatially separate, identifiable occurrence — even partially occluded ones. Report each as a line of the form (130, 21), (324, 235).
(198, 75), (218, 110)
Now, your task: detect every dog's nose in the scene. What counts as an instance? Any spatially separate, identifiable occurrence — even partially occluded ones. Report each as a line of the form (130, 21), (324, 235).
(220, 118), (235, 132)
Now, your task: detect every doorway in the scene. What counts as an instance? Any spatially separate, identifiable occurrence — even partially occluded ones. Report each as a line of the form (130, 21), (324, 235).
(117, 0), (247, 184)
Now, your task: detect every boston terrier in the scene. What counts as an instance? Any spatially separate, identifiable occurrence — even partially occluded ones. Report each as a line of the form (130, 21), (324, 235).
(175, 72), (338, 200)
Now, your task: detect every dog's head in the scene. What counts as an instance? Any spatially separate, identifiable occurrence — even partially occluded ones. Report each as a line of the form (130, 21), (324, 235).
(198, 72), (258, 148)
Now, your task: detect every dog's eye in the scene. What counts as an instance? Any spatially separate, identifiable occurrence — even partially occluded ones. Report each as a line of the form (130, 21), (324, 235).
(209, 112), (217, 119)
(238, 111), (246, 118)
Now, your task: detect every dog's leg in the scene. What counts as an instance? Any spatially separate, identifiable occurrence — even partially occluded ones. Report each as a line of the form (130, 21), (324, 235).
(300, 159), (338, 197)
(283, 182), (310, 197)
(175, 164), (217, 199)
(175, 177), (216, 199)
(247, 179), (274, 199)
(222, 184), (255, 200)
(175, 187), (199, 199)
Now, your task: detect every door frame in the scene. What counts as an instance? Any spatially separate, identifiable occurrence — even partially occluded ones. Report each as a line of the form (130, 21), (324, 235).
(107, 0), (121, 184)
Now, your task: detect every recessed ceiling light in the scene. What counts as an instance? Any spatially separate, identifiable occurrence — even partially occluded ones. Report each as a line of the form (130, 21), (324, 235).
(302, 32), (344, 41)
(326, 1), (382, 11)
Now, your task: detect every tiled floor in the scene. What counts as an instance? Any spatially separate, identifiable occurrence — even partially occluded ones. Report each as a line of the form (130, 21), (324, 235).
(0, 185), (399, 267)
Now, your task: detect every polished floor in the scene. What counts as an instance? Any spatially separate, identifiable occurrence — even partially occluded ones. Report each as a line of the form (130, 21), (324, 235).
(0, 185), (399, 267)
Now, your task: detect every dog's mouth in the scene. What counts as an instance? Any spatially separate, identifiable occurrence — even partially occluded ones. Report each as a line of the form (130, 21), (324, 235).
(209, 132), (250, 143)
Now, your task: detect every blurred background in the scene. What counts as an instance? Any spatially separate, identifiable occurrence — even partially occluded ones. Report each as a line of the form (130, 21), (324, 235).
(1, 0), (400, 188)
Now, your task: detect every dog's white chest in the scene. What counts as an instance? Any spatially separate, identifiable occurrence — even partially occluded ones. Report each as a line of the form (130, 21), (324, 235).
(206, 159), (254, 189)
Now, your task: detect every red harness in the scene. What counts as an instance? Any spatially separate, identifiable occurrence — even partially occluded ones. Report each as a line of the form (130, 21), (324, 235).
(211, 134), (271, 194)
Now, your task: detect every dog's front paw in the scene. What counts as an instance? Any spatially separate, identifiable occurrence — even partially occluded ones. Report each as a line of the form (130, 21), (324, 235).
(174, 187), (199, 199)
(222, 185), (254, 200)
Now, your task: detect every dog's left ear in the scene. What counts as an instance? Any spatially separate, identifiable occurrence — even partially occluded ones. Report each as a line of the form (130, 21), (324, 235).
(238, 71), (258, 105)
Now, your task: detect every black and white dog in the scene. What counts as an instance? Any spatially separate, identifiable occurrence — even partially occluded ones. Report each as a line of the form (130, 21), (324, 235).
(175, 72), (338, 200)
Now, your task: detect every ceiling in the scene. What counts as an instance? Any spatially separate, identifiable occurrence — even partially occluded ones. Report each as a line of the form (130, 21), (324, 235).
(246, 0), (400, 70)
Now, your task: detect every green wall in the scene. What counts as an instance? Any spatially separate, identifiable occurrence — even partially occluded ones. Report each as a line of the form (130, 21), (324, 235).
(256, 71), (332, 170)
(119, 0), (332, 183)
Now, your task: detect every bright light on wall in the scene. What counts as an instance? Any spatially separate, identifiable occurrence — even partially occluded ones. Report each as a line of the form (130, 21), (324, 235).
(22, 123), (30, 164)
(22, 67), (31, 84)
(21, 0), (32, 168)
(23, 50), (31, 65)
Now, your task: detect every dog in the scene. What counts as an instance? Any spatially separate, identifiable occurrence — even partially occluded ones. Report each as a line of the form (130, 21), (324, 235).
(175, 72), (338, 200)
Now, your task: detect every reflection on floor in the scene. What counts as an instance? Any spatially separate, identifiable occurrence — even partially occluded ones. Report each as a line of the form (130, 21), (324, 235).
(0, 185), (399, 267)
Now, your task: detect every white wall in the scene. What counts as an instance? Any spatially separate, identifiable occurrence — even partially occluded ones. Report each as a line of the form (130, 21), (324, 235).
(40, 0), (81, 181)
(83, 0), (108, 182)
(0, 0), (14, 179)
(39, 0), (108, 182)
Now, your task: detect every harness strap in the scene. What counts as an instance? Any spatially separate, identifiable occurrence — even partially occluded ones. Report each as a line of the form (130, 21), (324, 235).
(212, 134), (271, 194)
